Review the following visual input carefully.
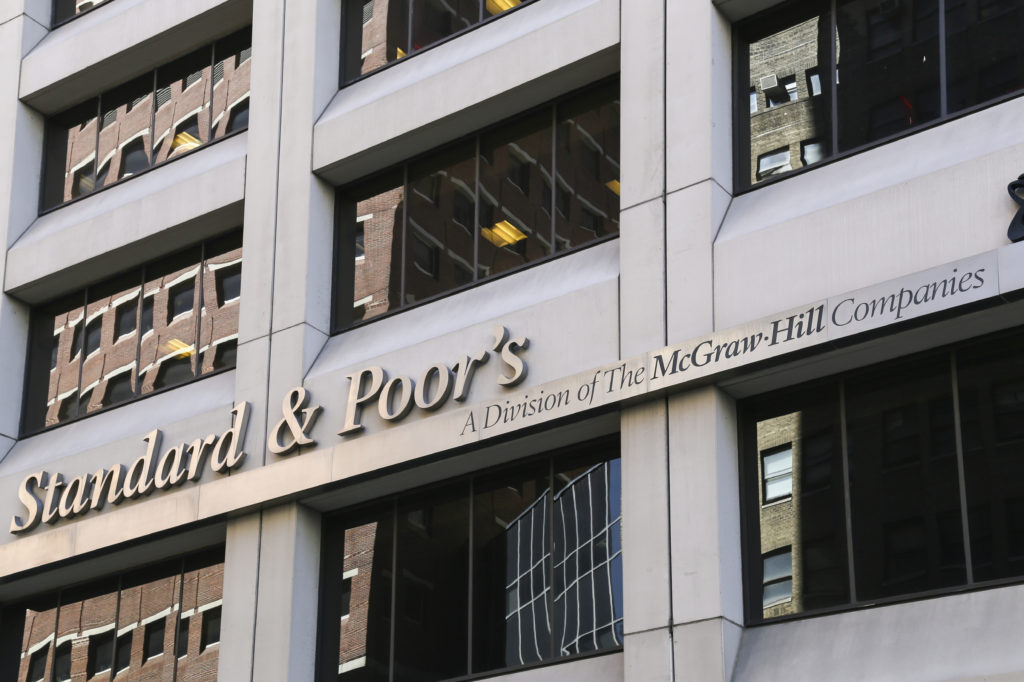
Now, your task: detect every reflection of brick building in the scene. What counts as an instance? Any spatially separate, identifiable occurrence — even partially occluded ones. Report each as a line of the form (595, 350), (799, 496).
(338, 522), (381, 676)
(17, 560), (223, 682)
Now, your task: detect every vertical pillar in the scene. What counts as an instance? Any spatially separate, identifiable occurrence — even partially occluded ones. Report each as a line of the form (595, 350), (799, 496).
(217, 513), (263, 682)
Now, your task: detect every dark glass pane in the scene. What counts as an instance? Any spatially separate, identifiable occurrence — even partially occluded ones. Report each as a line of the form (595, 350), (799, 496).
(200, 231), (242, 375)
(847, 354), (965, 599)
(53, 0), (113, 22)
(176, 617), (190, 658)
(957, 330), (1024, 581)
(42, 99), (100, 209)
(472, 464), (551, 672)
(745, 384), (849, 619)
(478, 112), (552, 277)
(411, 0), (481, 52)
(177, 550), (224, 681)
(140, 247), (201, 394)
(55, 578), (119, 681)
(342, 0), (409, 82)
(836, 0), (940, 151)
(946, 0), (1024, 113)
(404, 142), (476, 306)
(154, 47), (213, 164)
(394, 484), (469, 682)
(745, 8), (832, 185)
(24, 293), (86, 430)
(144, 620), (166, 662)
(337, 172), (405, 327)
(211, 28), (252, 141)
(553, 445), (621, 657)
(555, 83), (621, 248)
(81, 271), (141, 414)
(338, 509), (394, 682)
(98, 74), (154, 189)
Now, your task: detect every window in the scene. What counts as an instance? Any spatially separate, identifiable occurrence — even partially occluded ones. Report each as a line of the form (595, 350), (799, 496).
(2, 549), (224, 682)
(741, 326), (1024, 623)
(761, 445), (793, 503)
(800, 139), (826, 166)
(22, 231), (242, 433)
(341, 0), (538, 83)
(88, 631), (114, 676)
(737, 0), (1024, 188)
(762, 548), (793, 609)
(200, 606), (221, 652)
(41, 28), (251, 211)
(143, 620), (165, 662)
(319, 436), (623, 680)
(756, 147), (791, 179)
(332, 81), (619, 330)
(52, 0), (113, 26)
(177, 618), (190, 658)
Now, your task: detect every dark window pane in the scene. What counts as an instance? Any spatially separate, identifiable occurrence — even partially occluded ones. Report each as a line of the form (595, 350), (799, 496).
(143, 620), (166, 662)
(154, 48), (213, 163)
(342, 0), (409, 82)
(24, 293), (85, 430)
(42, 99), (99, 209)
(957, 329), (1024, 581)
(555, 83), (620, 249)
(472, 464), (551, 673)
(411, 0), (481, 52)
(211, 28), (252, 141)
(200, 606), (221, 652)
(337, 510), (394, 682)
(116, 633), (132, 672)
(99, 74), (154, 189)
(744, 384), (849, 619)
(946, 0), (1024, 113)
(177, 617), (190, 658)
(479, 112), (552, 276)
(405, 142), (476, 305)
(88, 630), (115, 676)
(744, 8), (832, 186)
(836, 0), (941, 150)
(53, 641), (71, 681)
(846, 354), (965, 599)
(53, 0), (113, 23)
(394, 484), (469, 682)
(85, 316), (102, 357)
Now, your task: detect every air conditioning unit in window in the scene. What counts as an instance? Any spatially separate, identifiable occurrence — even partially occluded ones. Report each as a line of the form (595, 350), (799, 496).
(760, 74), (779, 92)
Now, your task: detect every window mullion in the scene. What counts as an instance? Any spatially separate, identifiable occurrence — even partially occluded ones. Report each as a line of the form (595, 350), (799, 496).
(829, 0), (839, 157)
(467, 477), (475, 674)
(839, 379), (857, 604)
(388, 498), (398, 682)
(951, 350), (974, 584)
(939, 0), (948, 116)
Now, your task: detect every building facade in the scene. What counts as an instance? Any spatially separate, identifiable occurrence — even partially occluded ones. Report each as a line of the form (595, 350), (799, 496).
(1, 0), (1023, 680)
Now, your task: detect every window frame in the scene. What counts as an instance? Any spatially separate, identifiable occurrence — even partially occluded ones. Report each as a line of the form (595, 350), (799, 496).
(733, 0), (1024, 193)
(20, 229), (243, 437)
(330, 77), (620, 334)
(339, 0), (543, 88)
(739, 325), (1024, 626)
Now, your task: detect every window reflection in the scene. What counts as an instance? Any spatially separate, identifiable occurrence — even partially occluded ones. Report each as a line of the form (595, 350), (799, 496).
(326, 438), (622, 680)
(53, 0), (113, 24)
(24, 233), (242, 433)
(42, 31), (250, 211)
(341, 0), (532, 83)
(333, 82), (619, 331)
(7, 550), (223, 682)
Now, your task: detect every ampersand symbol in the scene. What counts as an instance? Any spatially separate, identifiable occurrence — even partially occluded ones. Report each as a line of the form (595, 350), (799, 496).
(268, 387), (322, 455)
(1009, 174), (1024, 243)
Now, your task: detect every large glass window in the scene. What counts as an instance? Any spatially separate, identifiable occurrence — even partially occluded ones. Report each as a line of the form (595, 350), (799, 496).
(22, 231), (242, 433)
(41, 28), (251, 211)
(340, 0), (538, 84)
(319, 436), (623, 681)
(52, 0), (115, 26)
(332, 81), (619, 330)
(1, 548), (223, 681)
(741, 326), (1024, 623)
(738, 0), (1024, 188)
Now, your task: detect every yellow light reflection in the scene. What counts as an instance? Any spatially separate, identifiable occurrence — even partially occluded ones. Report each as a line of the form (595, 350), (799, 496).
(170, 131), (201, 153)
(164, 339), (194, 358)
(605, 179), (621, 196)
(486, 0), (520, 15)
(481, 220), (527, 248)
